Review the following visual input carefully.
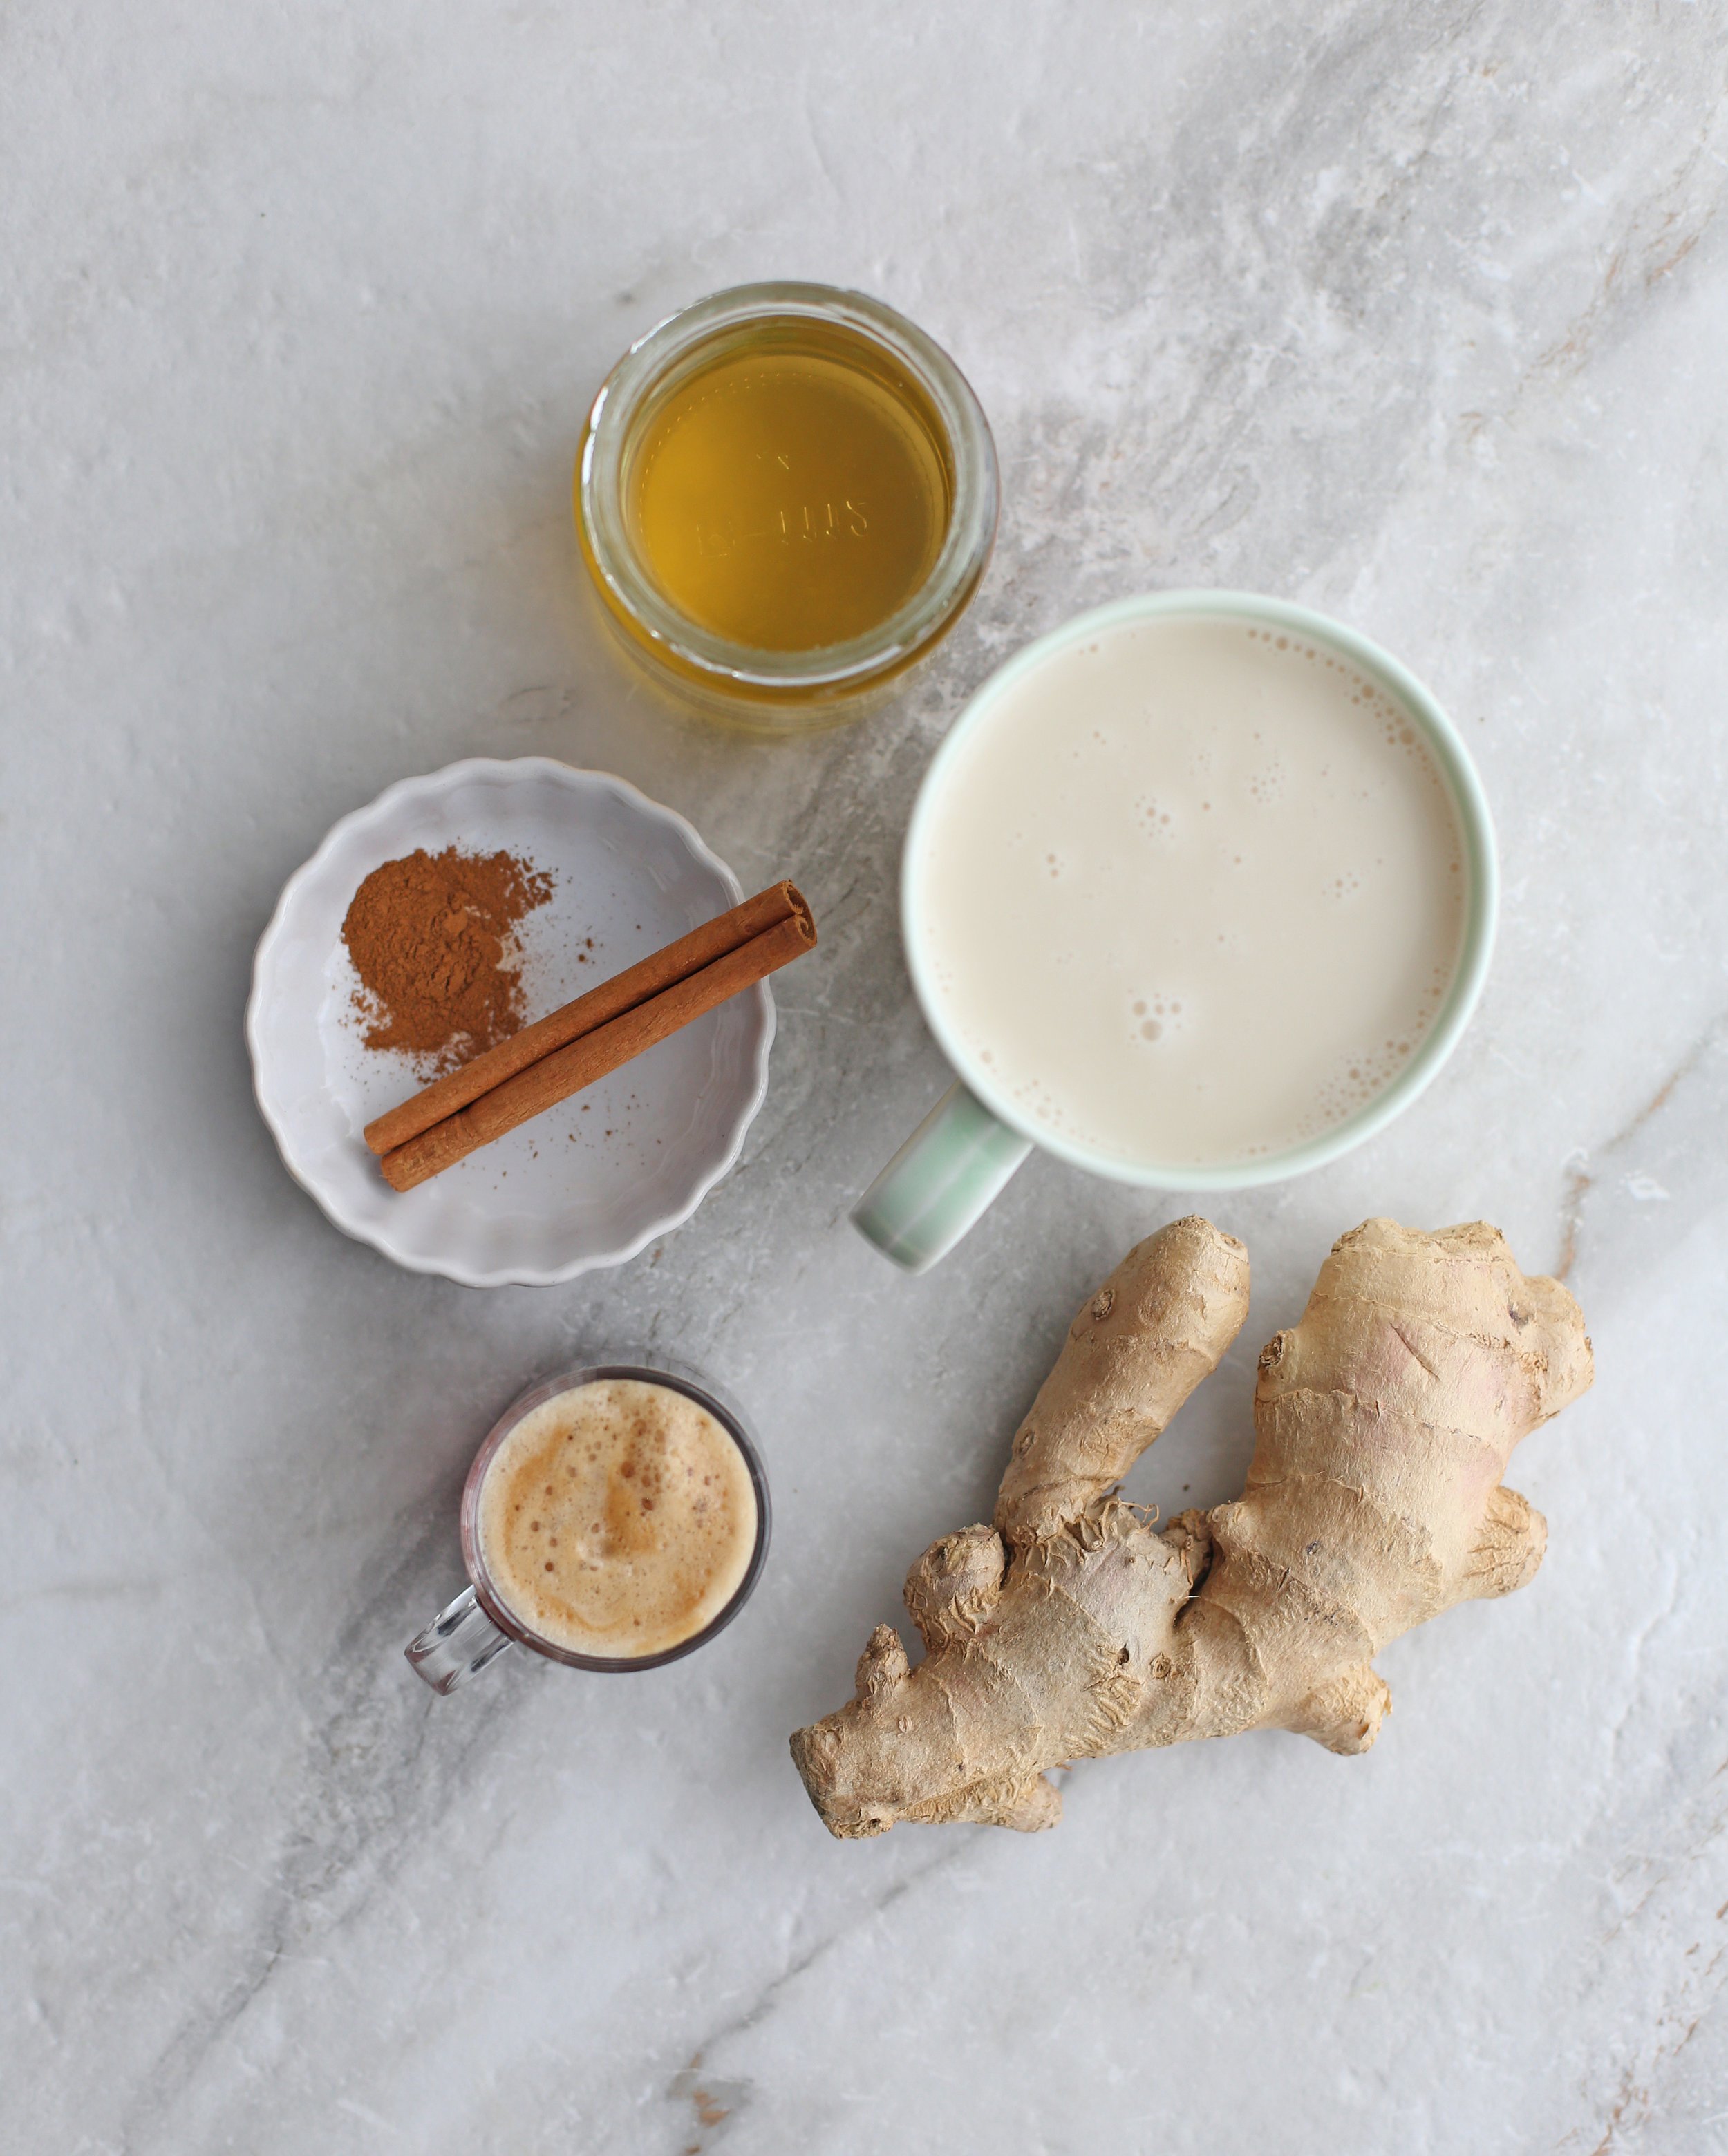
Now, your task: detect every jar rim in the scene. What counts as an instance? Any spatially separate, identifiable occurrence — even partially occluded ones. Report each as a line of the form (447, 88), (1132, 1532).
(576, 281), (999, 695)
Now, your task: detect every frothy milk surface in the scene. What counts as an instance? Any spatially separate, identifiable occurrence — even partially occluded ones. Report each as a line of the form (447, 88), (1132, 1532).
(914, 614), (1467, 1167)
(476, 1378), (757, 1658)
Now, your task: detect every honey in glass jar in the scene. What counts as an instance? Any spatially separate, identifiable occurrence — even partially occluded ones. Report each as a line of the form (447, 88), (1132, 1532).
(576, 285), (997, 731)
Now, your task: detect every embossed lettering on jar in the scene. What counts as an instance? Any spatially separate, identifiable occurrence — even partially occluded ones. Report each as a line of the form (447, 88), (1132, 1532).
(626, 321), (952, 652)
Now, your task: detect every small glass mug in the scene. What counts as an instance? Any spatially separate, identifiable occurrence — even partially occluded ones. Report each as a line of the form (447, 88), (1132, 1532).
(406, 1361), (771, 1694)
(574, 281), (999, 732)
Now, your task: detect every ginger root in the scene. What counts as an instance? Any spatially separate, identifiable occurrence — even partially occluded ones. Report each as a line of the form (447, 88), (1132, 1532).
(791, 1216), (1593, 1837)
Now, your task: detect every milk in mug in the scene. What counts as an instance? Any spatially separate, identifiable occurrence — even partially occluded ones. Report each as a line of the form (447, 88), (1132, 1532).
(911, 613), (1469, 1171)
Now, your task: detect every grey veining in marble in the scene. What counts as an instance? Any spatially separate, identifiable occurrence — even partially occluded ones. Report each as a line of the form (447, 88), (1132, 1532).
(5, 4), (1728, 2150)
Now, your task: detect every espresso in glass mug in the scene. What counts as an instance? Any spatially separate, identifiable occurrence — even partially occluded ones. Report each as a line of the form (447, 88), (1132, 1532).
(406, 1364), (769, 1693)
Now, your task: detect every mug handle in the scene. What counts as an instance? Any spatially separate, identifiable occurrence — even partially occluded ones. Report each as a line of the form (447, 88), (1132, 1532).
(851, 1079), (1033, 1273)
(406, 1585), (515, 1694)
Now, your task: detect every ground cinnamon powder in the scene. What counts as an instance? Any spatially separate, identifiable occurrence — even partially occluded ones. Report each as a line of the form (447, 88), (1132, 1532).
(341, 847), (554, 1069)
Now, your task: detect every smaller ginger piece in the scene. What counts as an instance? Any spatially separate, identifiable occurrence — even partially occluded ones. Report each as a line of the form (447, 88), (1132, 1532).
(791, 1216), (1593, 1837)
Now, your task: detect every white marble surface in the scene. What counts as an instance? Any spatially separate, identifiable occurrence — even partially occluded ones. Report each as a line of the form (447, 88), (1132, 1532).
(6, 5), (1727, 2150)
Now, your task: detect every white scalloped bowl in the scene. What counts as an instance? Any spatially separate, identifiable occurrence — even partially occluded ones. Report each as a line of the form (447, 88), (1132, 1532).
(246, 759), (774, 1287)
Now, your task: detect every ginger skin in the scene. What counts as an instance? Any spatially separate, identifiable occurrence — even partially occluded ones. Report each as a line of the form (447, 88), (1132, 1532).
(791, 1216), (1593, 1837)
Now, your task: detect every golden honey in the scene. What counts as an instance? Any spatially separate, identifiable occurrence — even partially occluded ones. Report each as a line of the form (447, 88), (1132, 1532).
(622, 321), (955, 653)
(576, 284), (997, 729)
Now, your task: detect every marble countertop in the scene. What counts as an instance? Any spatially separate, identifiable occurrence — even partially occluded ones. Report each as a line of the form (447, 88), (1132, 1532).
(6, 5), (1727, 2150)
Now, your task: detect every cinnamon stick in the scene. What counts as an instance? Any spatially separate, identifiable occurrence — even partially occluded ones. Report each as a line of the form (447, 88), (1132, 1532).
(364, 880), (809, 1157)
(378, 904), (815, 1192)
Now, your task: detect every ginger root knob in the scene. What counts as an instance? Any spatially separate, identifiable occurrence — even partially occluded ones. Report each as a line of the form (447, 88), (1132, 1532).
(791, 1216), (1593, 1838)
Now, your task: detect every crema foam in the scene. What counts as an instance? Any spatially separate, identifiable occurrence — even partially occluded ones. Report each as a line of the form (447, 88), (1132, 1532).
(476, 1377), (757, 1658)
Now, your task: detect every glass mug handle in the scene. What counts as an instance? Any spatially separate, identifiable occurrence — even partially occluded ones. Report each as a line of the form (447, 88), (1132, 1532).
(406, 1585), (515, 1694)
(851, 1079), (1033, 1273)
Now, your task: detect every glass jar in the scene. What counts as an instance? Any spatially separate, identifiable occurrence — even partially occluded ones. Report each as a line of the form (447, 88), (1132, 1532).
(574, 283), (998, 732)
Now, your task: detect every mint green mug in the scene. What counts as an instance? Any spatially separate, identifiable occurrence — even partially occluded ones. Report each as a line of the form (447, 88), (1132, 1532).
(852, 592), (1498, 1272)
